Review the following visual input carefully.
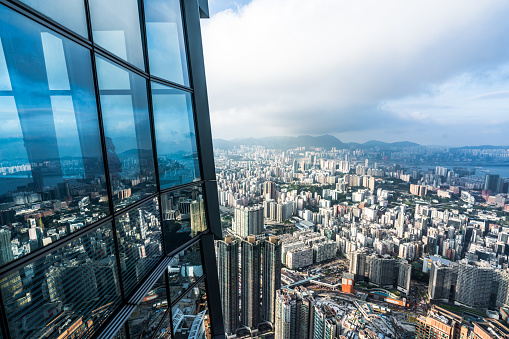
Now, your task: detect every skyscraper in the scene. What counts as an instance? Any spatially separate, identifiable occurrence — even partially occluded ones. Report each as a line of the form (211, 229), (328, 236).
(455, 260), (493, 308)
(0, 0), (226, 337)
(241, 235), (262, 330)
(275, 288), (314, 339)
(262, 236), (282, 325)
(217, 237), (240, 335)
(233, 205), (265, 237)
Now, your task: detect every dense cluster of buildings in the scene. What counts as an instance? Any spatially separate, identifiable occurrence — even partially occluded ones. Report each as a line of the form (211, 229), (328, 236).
(214, 144), (509, 338)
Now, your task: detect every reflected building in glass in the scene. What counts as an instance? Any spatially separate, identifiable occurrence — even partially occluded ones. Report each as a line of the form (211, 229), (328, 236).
(0, 0), (225, 338)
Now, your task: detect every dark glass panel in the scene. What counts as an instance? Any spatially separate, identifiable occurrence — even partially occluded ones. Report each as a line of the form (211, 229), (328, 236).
(116, 197), (163, 296)
(0, 224), (121, 338)
(144, 0), (189, 86)
(168, 240), (203, 302)
(152, 83), (200, 188)
(115, 325), (127, 338)
(171, 280), (211, 339)
(89, 0), (145, 69)
(128, 273), (168, 338)
(161, 185), (208, 253)
(0, 5), (108, 265)
(19, 0), (88, 37)
(96, 56), (157, 211)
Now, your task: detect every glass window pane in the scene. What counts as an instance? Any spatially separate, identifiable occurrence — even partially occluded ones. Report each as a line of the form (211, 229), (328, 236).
(161, 185), (208, 253)
(168, 240), (203, 301)
(145, 0), (189, 86)
(116, 197), (163, 296)
(152, 83), (200, 188)
(0, 224), (121, 338)
(19, 0), (88, 37)
(128, 273), (168, 338)
(89, 0), (145, 69)
(0, 6), (109, 266)
(96, 56), (157, 211)
(171, 280), (211, 339)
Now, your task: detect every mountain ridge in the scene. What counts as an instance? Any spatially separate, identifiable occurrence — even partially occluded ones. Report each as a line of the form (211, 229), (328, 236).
(212, 135), (420, 150)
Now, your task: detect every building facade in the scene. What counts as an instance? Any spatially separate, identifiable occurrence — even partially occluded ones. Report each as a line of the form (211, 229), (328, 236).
(0, 0), (225, 338)
(261, 236), (282, 325)
(216, 237), (239, 335)
(240, 236), (262, 330)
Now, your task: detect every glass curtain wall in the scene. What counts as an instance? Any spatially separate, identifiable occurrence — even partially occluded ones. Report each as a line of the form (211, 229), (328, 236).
(0, 0), (221, 338)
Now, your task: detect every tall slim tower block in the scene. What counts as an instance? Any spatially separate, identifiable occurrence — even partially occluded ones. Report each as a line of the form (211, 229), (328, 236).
(233, 205), (264, 237)
(217, 237), (239, 335)
(241, 235), (262, 329)
(262, 236), (282, 325)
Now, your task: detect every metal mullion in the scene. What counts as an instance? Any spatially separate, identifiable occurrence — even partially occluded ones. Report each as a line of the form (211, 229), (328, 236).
(180, 0), (217, 183)
(165, 231), (203, 258)
(200, 233), (226, 338)
(0, 288), (12, 339)
(158, 180), (205, 196)
(180, 0), (205, 182)
(83, 0), (93, 42)
(0, 0), (93, 50)
(94, 45), (149, 80)
(149, 75), (193, 93)
(89, 48), (128, 304)
(113, 191), (159, 217)
(150, 303), (174, 339)
(169, 274), (206, 307)
(138, 0), (150, 75)
(0, 215), (113, 278)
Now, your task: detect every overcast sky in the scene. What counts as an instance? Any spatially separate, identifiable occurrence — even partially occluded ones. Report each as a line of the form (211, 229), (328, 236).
(202, 0), (509, 146)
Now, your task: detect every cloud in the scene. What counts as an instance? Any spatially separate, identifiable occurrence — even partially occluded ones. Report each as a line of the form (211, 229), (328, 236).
(202, 0), (509, 146)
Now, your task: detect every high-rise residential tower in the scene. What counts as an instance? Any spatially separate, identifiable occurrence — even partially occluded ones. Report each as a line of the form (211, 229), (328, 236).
(241, 235), (262, 329)
(233, 205), (265, 237)
(216, 237), (240, 335)
(262, 236), (282, 325)
(275, 288), (314, 339)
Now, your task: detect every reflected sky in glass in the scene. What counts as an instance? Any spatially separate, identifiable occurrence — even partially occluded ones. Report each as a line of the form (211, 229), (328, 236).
(152, 83), (200, 188)
(0, 5), (108, 265)
(89, 0), (145, 69)
(96, 56), (156, 210)
(20, 0), (88, 37)
(145, 0), (189, 85)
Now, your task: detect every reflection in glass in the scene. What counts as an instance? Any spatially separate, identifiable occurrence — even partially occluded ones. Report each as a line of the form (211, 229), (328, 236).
(96, 56), (156, 211)
(161, 185), (207, 253)
(19, 0), (88, 37)
(89, 0), (145, 69)
(144, 0), (189, 85)
(152, 83), (200, 188)
(168, 240), (203, 301)
(0, 224), (121, 338)
(116, 198), (163, 295)
(128, 274), (168, 338)
(171, 280), (211, 339)
(0, 6), (109, 266)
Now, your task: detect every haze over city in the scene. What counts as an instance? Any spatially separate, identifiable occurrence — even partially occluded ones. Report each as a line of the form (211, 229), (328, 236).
(203, 0), (509, 146)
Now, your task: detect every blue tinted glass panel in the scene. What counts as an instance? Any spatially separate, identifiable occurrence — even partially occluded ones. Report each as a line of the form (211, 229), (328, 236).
(145, 0), (189, 86)
(170, 280), (211, 339)
(20, 0), (88, 37)
(96, 56), (157, 211)
(89, 0), (145, 69)
(128, 273), (167, 338)
(116, 197), (163, 295)
(0, 224), (121, 338)
(0, 6), (109, 266)
(152, 83), (200, 188)
(168, 240), (203, 301)
(161, 185), (207, 253)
